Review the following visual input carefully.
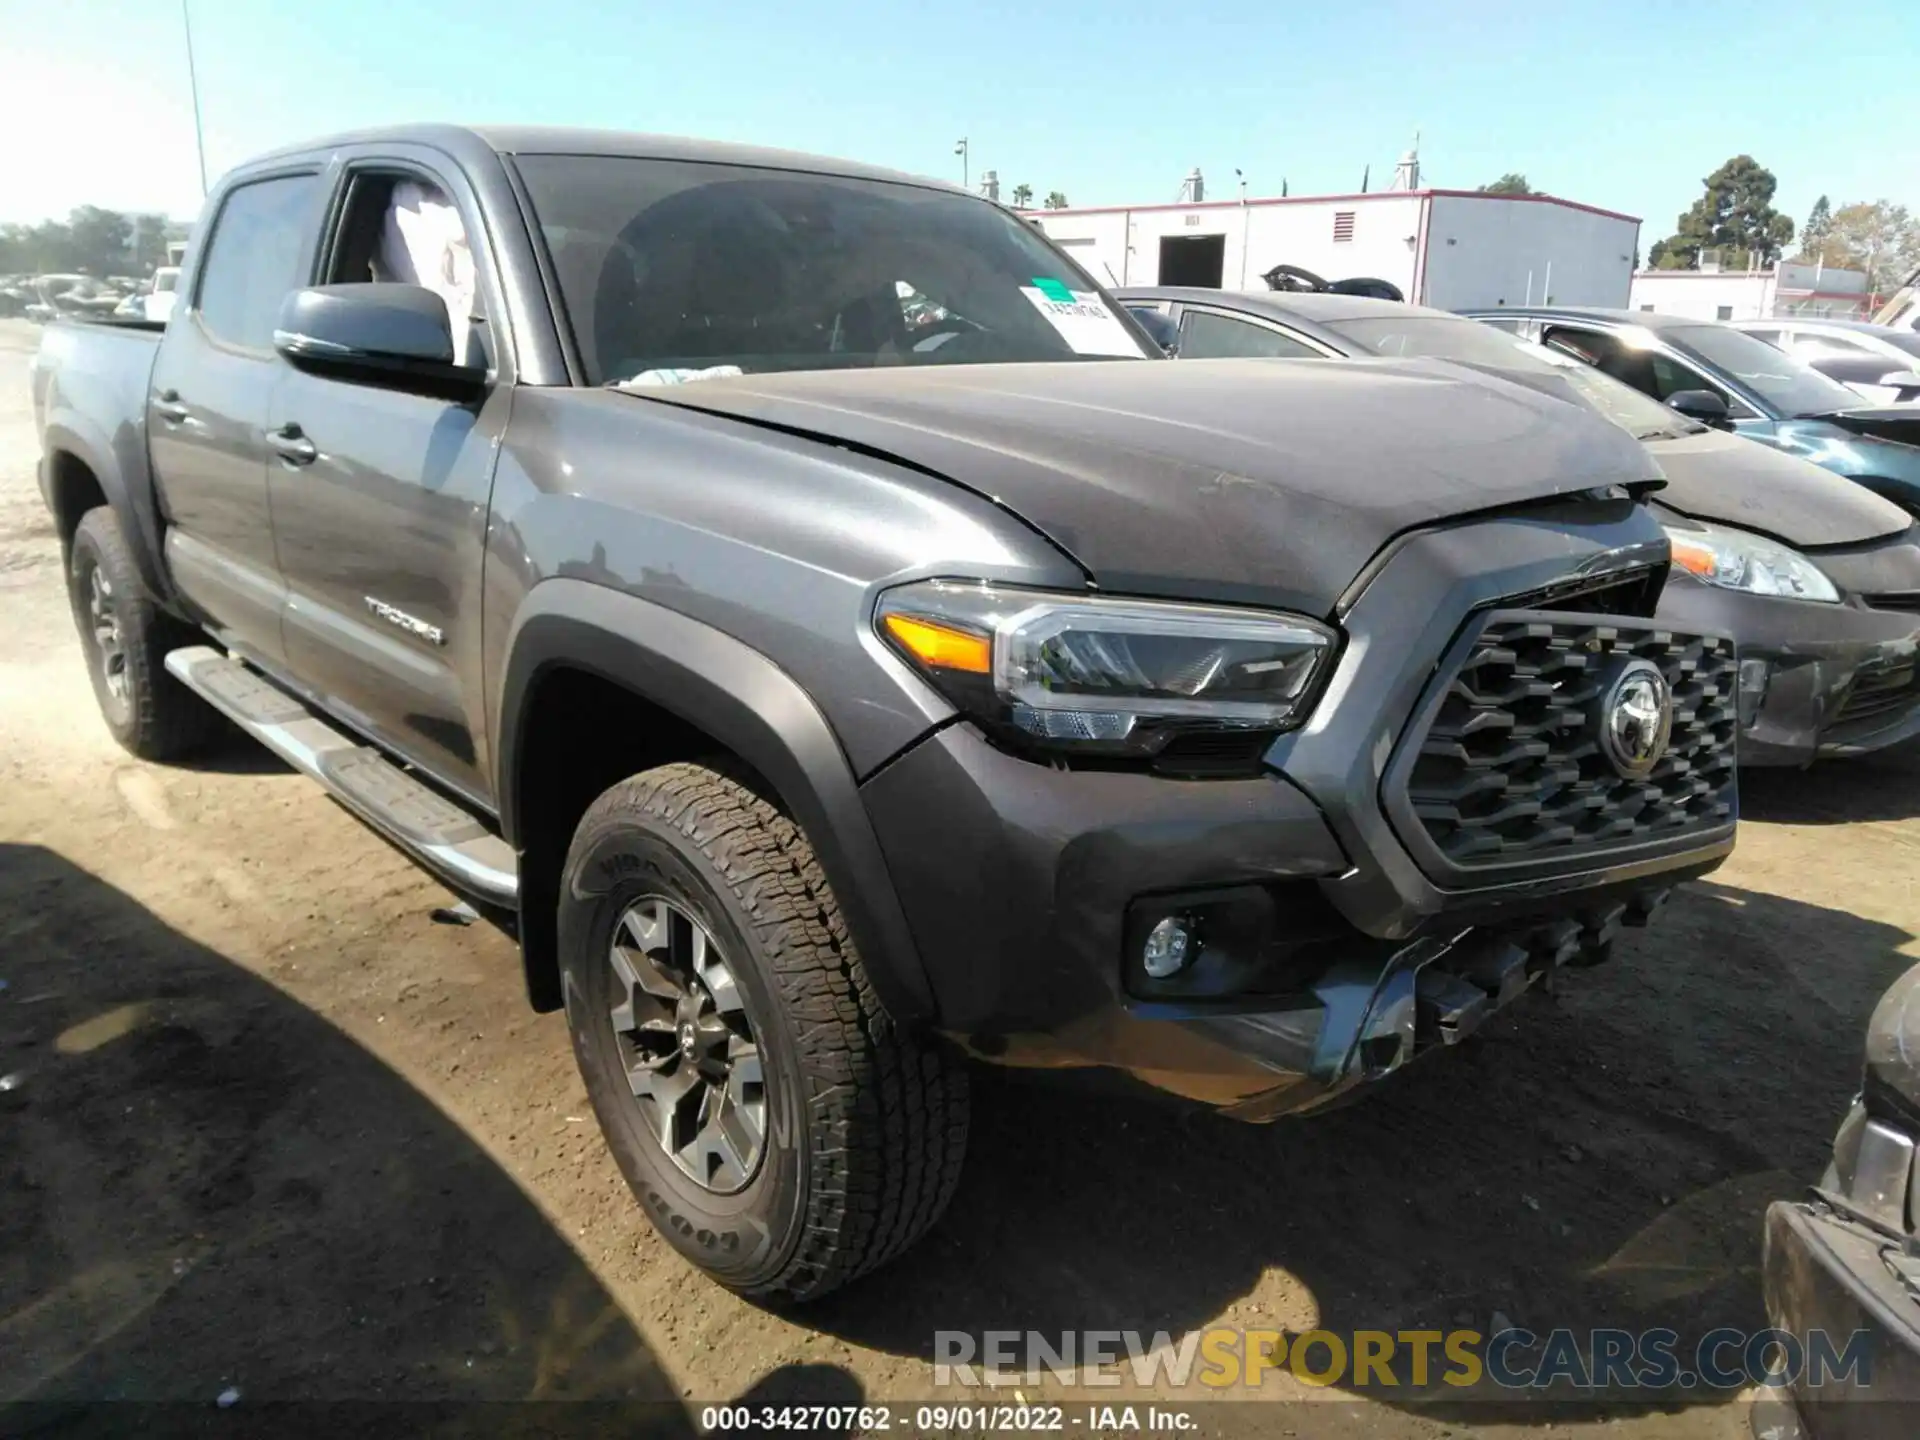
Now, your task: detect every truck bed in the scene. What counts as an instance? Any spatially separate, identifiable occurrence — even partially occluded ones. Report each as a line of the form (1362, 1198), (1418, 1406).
(30, 317), (168, 594)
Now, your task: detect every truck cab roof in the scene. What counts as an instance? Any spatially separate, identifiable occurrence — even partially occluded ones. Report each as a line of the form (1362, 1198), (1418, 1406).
(232, 123), (962, 197)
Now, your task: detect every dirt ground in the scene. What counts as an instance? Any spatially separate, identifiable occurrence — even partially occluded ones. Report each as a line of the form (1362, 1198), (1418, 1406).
(3, 316), (1919, 1437)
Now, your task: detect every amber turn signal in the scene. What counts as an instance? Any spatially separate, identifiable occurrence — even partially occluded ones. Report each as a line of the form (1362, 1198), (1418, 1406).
(881, 613), (992, 674)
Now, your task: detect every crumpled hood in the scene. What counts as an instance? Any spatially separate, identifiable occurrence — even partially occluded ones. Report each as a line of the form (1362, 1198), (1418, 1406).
(637, 357), (1659, 613)
(1644, 426), (1913, 547)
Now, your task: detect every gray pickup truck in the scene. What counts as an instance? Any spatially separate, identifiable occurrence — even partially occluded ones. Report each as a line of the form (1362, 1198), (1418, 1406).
(32, 124), (1738, 1301)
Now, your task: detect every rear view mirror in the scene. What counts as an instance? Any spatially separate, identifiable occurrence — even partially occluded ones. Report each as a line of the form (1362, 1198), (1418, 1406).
(1666, 388), (1732, 428)
(1877, 370), (1920, 400)
(275, 284), (485, 398)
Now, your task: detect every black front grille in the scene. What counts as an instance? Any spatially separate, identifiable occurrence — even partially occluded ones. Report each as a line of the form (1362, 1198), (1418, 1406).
(1865, 592), (1920, 615)
(1834, 658), (1920, 727)
(1399, 617), (1738, 869)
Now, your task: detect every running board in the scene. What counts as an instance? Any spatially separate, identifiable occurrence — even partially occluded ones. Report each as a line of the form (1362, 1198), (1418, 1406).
(165, 646), (518, 906)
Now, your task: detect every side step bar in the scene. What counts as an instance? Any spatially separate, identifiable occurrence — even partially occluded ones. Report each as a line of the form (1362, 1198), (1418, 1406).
(166, 646), (518, 906)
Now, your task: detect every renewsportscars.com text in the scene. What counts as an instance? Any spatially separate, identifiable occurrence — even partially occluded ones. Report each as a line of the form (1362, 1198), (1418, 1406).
(933, 1326), (1874, 1392)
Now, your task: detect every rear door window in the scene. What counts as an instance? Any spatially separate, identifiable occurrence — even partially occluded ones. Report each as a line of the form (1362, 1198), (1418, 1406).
(1179, 310), (1321, 359)
(1794, 332), (1872, 355)
(1646, 351), (1756, 417)
(193, 174), (320, 350)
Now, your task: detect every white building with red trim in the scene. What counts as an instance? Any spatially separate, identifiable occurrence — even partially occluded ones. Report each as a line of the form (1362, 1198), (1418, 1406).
(1021, 183), (1641, 310)
(1626, 258), (1871, 322)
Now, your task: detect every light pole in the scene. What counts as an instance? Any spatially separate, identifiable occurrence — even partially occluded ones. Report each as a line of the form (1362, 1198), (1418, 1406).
(1236, 168), (1250, 288)
(182, 0), (209, 197)
(955, 138), (969, 191)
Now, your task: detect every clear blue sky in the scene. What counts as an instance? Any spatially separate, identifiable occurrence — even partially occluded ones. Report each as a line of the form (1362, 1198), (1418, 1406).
(2, 0), (1910, 249)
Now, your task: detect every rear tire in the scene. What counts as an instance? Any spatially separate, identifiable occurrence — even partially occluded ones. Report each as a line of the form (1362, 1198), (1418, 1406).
(67, 507), (225, 761)
(558, 762), (968, 1302)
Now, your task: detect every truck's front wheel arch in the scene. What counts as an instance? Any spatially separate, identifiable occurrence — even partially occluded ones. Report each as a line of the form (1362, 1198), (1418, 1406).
(497, 580), (936, 1024)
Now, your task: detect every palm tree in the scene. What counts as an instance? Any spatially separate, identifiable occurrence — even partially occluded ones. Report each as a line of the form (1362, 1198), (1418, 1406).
(1043, 190), (1068, 210)
(1011, 183), (1033, 209)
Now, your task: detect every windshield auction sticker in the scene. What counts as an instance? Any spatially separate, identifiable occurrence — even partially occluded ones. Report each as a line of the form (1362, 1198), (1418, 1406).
(1021, 280), (1141, 357)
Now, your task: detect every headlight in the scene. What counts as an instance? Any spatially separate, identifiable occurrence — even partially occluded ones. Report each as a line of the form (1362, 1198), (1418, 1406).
(875, 580), (1337, 758)
(1662, 522), (1840, 603)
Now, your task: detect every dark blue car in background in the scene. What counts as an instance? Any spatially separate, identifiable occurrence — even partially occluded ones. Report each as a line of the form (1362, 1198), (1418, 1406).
(1458, 306), (1920, 519)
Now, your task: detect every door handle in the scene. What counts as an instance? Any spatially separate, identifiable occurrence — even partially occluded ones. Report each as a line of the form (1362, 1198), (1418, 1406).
(267, 423), (317, 466)
(153, 389), (190, 424)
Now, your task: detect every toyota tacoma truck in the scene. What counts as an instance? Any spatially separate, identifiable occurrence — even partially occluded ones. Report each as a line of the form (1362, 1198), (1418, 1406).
(32, 125), (1739, 1302)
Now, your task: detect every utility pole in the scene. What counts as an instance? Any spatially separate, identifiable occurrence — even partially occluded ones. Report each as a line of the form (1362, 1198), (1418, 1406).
(183, 0), (209, 197)
(1236, 168), (1249, 288)
(955, 138), (969, 192)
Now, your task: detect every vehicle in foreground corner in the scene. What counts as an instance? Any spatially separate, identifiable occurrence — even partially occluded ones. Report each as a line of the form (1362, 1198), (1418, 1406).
(1120, 288), (1920, 766)
(1730, 318), (1920, 407)
(1761, 959), (1920, 1439)
(33, 124), (1738, 1301)
(1454, 306), (1920, 520)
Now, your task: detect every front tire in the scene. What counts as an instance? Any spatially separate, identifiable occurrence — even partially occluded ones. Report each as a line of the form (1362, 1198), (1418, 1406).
(558, 762), (968, 1302)
(67, 506), (225, 761)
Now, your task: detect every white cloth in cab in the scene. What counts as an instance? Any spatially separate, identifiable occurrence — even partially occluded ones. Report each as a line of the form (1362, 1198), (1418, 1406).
(380, 180), (478, 365)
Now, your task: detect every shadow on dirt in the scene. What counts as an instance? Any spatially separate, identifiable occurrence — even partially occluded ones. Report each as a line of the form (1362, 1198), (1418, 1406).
(1743, 744), (1920, 825)
(171, 732), (295, 777)
(0, 843), (862, 1435)
(806, 877), (1916, 1424)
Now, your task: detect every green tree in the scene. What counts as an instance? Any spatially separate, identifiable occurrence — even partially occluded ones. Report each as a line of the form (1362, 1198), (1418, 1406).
(1795, 194), (1833, 260)
(128, 214), (172, 272)
(1816, 201), (1920, 295)
(1478, 173), (1536, 196)
(0, 205), (184, 276)
(1650, 155), (1795, 269)
(63, 206), (134, 274)
(1043, 190), (1068, 210)
(1010, 183), (1033, 209)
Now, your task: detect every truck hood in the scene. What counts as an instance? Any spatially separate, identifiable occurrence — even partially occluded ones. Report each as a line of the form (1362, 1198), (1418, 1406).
(1642, 426), (1913, 548)
(634, 357), (1660, 612)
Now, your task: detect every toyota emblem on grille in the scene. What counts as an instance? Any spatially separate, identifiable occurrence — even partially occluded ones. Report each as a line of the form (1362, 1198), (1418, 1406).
(1599, 659), (1674, 779)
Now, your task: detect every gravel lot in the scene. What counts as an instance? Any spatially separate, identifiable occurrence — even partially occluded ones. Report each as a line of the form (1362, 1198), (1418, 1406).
(4, 317), (1918, 1435)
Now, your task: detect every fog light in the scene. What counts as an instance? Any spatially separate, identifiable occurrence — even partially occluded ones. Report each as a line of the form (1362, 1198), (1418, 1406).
(1737, 658), (1771, 729)
(1142, 915), (1195, 978)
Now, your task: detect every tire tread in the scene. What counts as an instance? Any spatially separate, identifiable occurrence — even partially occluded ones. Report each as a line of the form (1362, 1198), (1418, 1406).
(70, 507), (224, 761)
(576, 762), (968, 1301)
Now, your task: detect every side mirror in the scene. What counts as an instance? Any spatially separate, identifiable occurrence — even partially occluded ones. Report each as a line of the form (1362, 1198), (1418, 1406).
(274, 284), (484, 398)
(1666, 388), (1731, 428)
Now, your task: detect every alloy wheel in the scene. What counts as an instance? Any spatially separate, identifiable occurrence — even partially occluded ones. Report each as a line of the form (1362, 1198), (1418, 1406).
(607, 895), (767, 1193)
(87, 564), (127, 701)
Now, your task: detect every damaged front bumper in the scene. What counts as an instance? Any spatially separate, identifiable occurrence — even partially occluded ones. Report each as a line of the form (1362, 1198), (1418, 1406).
(1656, 560), (1920, 768)
(861, 507), (1734, 1120)
(1759, 962), (1920, 1437)
(1200, 905), (1668, 1121)
(1762, 1104), (1920, 1437)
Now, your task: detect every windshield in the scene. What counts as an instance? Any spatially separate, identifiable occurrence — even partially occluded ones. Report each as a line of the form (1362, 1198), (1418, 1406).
(1324, 314), (1702, 440)
(1663, 323), (1862, 416)
(515, 155), (1154, 385)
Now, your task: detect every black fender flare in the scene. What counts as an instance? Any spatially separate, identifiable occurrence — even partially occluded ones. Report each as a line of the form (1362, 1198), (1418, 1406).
(496, 578), (936, 1023)
(39, 412), (175, 604)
